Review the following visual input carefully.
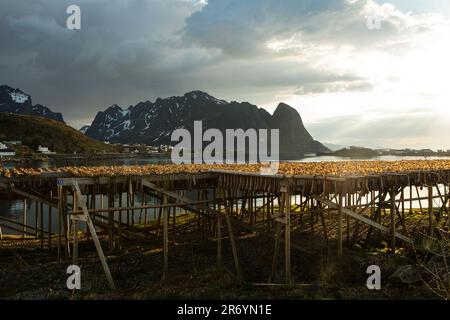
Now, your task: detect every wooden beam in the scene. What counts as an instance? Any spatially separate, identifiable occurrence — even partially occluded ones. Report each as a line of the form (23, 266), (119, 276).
(312, 195), (412, 244)
(72, 183), (116, 290)
(338, 193), (343, 256)
(390, 190), (396, 249)
(223, 189), (242, 282)
(284, 186), (291, 285)
(142, 178), (313, 256)
(0, 182), (58, 208)
(162, 194), (169, 280)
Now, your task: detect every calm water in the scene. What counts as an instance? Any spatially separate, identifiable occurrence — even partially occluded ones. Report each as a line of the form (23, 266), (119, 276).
(0, 155), (448, 235)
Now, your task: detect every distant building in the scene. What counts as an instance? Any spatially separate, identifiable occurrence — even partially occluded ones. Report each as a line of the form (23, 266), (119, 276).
(0, 148), (15, 157)
(159, 145), (173, 153)
(3, 140), (22, 145)
(0, 142), (15, 157)
(37, 145), (55, 154)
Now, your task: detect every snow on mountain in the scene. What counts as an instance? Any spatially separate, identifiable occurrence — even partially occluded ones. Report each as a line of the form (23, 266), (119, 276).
(84, 90), (329, 158)
(0, 85), (64, 123)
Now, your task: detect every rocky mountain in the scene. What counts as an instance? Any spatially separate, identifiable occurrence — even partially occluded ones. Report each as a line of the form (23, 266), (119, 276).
(79, 125), (90, 134)
(84, 91), (329, 159)
(0, 85), (64, 123)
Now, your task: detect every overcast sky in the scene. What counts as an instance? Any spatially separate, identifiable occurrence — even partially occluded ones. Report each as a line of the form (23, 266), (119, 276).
(1, 0), (449, 150)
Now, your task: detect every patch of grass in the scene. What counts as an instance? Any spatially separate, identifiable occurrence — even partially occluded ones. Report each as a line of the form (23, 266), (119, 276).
(0, 113), (118, 154)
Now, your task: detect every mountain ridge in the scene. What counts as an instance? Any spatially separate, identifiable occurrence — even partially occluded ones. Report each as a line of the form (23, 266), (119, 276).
(84, 91), (329, 159)
(0, 85), (64, 123)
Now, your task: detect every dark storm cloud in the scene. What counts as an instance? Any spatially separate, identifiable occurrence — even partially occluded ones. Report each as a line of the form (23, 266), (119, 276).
(0, 0), (205, 125)
(0, 0), (440, 133)
(0, 0), (378, 127)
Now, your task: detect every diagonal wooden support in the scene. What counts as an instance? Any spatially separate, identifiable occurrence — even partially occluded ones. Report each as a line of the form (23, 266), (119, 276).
(142, 179), (244, 279)
(72, 182), (116, 290)
(142, 178), (313, 256)
(312, 195), (412, 244)
(222, 189), (242, 281)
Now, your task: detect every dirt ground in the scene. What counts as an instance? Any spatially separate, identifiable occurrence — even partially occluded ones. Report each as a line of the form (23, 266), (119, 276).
(0, 226), (441, 300)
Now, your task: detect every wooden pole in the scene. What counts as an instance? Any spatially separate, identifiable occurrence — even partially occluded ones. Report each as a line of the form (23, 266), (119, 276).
(73, 182), (115, 290)
(108, 192), (114, 254)
(35, 201), (38, 238)
(346, 194), (350, 243)
(22, 198), (27, 238)
(284, 186), (291, 285)
(338, 193), (343, 257)
(217, 212), (222, 267)
(270, 193), (284, 282)
(48, 204), (52, 249)
(223, 189), (241, 281)
(428, 185), (434, 236)
(57, 186), (62, 261)
(118, 193), (122, 250)
(40, 202), (44, 249)
(162, 194), (169, 279)
(390, 190), (396, 249)
(72, 192), (78, 265)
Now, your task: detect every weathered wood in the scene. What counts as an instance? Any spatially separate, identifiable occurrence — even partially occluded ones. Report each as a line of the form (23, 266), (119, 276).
(217, 213), (222, 267)
(270, 193), (284, 282)
(428, 185), (434, 236)
(22, 197), (27, 238)
(390, 190), (396, 249)
(338, 193), (343, 256)
(57, 186), (62, 261)
(223, 189), (242, 281)
(163, 193), (169, 279)
(313, 195), (412, 244)
(108, 193), (114, 254)
(72, 183), (115, 290)
(284, 187), (291, 285)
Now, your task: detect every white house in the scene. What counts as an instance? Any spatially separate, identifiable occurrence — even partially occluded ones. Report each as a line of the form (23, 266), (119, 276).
(0, 142), (15, 157)
(0, 149), (15, 157)
(37, 146), (55, 154)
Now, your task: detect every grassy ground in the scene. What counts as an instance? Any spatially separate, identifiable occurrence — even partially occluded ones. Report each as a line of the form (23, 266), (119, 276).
(0, 225), (441, 300)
